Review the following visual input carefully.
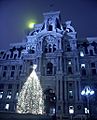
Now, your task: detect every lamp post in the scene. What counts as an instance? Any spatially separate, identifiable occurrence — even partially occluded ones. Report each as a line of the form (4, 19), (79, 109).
(81, 86), (94, 119)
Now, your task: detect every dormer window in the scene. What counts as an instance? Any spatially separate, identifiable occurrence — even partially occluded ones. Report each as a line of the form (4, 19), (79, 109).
(90, 50), (93, 56)
(48, 25), (52, 31)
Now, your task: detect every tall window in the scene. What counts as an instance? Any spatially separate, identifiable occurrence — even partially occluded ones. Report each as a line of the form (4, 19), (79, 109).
(80, 51), (84, 57)
(69, 90), (73, 99)
(47, 62), (53, 75)
(91, 62), (95, 68)
(12, 65), (15, 70)
(68, 67), (72, 74)
(5, 103), (10, 110)
(11, 71), (14, 77)
(90, 50), (93, 56)
(6, 90), (12, 99)
(3, 71), (6, 77)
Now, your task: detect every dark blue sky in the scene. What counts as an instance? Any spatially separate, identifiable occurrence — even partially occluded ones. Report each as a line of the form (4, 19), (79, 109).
(0, 0), (97, 49)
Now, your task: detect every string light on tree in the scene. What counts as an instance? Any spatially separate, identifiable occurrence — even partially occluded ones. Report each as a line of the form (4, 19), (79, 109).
(17, 64), (44, 114)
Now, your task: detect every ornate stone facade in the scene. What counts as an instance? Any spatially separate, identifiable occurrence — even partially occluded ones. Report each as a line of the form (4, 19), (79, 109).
(0, 11), (97, 119)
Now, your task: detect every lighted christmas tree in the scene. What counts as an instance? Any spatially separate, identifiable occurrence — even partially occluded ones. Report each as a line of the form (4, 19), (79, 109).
(17, 64), (44, 114)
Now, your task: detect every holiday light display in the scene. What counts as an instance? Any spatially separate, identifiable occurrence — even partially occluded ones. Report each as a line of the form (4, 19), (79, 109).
(17, 64), (44, 114)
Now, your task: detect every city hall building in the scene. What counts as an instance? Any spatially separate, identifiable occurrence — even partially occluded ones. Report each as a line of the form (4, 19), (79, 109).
(0, 11), (97, 119)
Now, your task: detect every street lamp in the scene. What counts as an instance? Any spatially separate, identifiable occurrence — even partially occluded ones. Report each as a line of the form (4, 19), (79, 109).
(81, 86), (94, 119)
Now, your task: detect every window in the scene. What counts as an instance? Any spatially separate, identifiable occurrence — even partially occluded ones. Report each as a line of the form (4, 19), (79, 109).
(3, 71), (6, 77)
(12, 65), (15, 70)
(48, 44), (52, 53)
(6, 90), (12, 99)
(80, 51), (84, 57)
(5, 103), (9, 110)
(48, 25), (52, 31)
(69, 106), (74, 114)
(68, 67), (72, 74)
(20, 65), (22, 70)
(8, 84), (12, 89)
(91, 62), (95, 68)
(81, 64), (85, 68)
(90, 50), (93, 56)
(53, 44), (56, 52)
(0, 90), (3, 99)
(0, 84), (4, 89)
(11, 71), (14, 77)
(92, 69), (96, 75)
(68, 60), (72, 65)
(82, 69), (86, 76)
(4, 66), (7, 70)
(69, 90), (73, 98)
(85, 107), (89, 114)
(47, 62), (53, 75)
(16, 92), (19, 99)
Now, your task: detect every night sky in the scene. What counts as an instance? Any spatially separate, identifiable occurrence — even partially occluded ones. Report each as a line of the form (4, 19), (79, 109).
(0, 0), (97, 49)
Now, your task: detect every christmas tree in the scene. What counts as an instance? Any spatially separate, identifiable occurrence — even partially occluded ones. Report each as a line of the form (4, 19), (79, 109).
(17, 64), (44, 114)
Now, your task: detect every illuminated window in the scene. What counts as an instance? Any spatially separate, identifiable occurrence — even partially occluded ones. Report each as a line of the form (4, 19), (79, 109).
(69, 106), (74, 114)
(69, 90), (73, 98)
(68, 61), (72, 65)
(0, 91), (3, 99)
(80, 51), (84, 57)
(81, 64), (85, 68)
(50, 108), (55, 115)
(16, 92), (19, 99)
(6, 90), (12, 99)
(5, 103), (9, 110)
(85, 107), (89, 114)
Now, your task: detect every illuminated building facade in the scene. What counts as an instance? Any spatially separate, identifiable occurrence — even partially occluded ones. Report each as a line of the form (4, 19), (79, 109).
(0, 11), (97, 119)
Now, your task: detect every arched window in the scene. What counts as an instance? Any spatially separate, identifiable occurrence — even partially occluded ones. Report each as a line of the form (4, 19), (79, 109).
(53, 44), (56, 52)
(48, 44), (52, 53)
(47, 62), (53, 75)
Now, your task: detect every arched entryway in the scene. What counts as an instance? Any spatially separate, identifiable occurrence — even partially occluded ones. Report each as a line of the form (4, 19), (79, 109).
(44, 88), (56, 115)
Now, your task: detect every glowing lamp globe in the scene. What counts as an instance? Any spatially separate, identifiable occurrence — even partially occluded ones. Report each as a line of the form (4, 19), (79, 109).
(28, 22), (35, 29)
